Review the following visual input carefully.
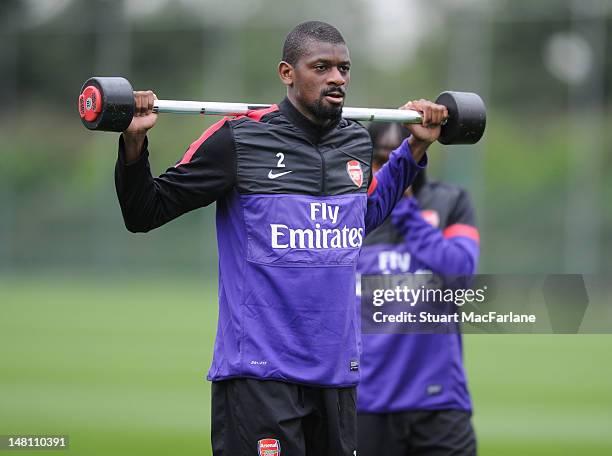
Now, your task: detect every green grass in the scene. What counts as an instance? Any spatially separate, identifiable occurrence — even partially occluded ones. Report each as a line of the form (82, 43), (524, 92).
(465, 335), (612, 455)
(1, 275), (611, 455)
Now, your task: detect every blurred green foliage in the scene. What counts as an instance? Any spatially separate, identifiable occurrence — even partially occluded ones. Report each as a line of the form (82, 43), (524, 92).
(2, 0), (611, 274)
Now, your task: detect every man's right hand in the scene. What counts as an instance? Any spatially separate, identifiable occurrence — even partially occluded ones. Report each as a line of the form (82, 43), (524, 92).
(123, 90), (158, 163)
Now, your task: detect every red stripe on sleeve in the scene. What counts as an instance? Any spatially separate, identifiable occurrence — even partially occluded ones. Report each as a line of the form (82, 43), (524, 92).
(443, 224), (480, 243)
(247, 104), (279, 121)
(367, 175), (378, 196)
(176, 117), (229, 166)
(176, 105), (278, 167)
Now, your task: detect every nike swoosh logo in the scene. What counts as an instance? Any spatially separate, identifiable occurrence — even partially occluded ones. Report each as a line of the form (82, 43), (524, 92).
(268, 170), (293, 179)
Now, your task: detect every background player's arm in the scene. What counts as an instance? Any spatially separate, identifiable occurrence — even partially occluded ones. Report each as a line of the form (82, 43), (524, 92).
(116, 91), (235, 232)
(391, 190), (480, 276)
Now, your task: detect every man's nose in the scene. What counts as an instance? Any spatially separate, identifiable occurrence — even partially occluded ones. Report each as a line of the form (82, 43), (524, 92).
(327, 67), (346, 86)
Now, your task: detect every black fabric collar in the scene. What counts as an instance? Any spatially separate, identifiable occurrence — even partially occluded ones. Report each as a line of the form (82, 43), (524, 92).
(279, 97), (341, 145)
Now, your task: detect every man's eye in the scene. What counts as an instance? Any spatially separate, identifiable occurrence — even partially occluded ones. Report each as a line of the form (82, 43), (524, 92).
(314, 65), (327, 71)
(339, 65), (350, 73)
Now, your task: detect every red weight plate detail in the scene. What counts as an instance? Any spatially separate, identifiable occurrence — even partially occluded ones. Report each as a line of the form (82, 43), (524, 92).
(79, 85), (102, 122)
(78, 94), (86, 118)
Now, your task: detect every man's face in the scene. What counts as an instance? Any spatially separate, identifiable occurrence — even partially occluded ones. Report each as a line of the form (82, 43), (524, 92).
(288, 41), (351, 122)
(373, 124), (402, 171)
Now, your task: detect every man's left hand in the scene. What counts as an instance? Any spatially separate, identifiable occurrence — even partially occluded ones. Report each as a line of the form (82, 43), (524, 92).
(400, 99), (448, 145)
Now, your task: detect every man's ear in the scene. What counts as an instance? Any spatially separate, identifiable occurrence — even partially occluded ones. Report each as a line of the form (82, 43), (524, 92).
(278, 61), (294, 87)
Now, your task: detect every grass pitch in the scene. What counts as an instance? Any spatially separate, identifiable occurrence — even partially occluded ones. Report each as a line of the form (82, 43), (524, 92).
(1, 275), (611, 455)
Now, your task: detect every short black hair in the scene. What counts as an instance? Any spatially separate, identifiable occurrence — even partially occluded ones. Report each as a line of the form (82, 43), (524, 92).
(282, 21), (346, 66)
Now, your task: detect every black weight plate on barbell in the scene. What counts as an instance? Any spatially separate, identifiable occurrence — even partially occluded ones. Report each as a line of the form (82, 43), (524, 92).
(436, 91), (486, 145)
(78, 77), (135, 132)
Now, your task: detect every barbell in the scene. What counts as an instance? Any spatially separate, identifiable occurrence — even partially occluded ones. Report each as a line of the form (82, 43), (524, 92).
(78, 77), (486, 145)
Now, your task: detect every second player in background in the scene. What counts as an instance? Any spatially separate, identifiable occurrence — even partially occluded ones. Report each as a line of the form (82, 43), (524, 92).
(357, 122), (481, 455)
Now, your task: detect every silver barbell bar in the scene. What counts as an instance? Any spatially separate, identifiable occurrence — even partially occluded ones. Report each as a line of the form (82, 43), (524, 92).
(153, 100), (424, 123)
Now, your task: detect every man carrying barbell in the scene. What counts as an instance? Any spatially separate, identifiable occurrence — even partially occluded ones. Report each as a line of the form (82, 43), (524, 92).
(115, 21), (446, 456)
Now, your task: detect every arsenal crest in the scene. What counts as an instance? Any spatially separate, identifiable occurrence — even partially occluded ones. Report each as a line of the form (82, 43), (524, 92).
(346, 160), (363, 188)
(258, 438), (281, 456)
(421, 210), (440, 228)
